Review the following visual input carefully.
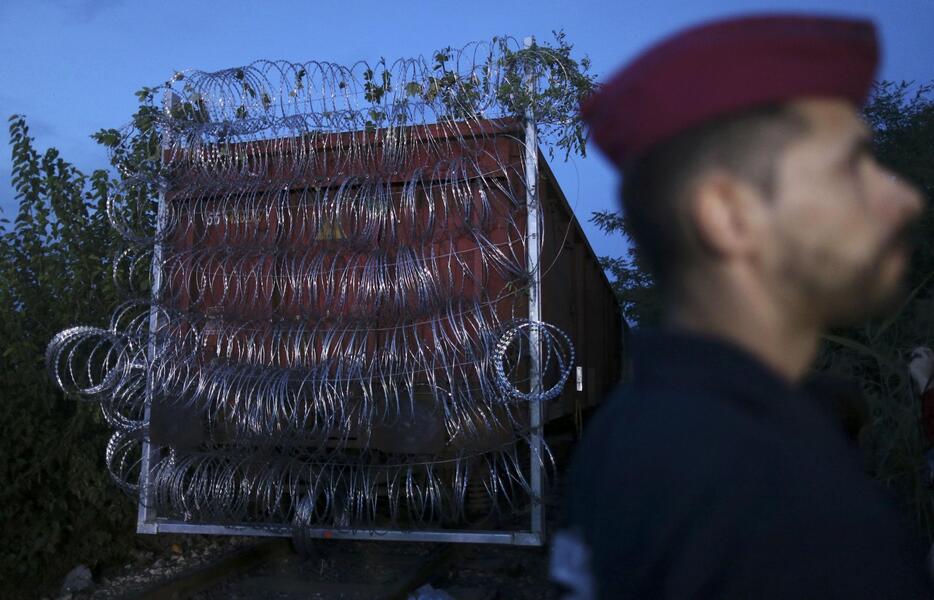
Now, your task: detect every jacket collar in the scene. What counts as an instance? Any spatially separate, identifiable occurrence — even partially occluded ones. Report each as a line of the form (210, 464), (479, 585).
(629, 327), (855, 449)
(630, 328), (795, 393)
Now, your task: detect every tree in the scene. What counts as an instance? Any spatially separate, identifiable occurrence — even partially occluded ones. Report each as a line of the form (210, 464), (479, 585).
(0, 116), (132, 596)
(590, 209), (661, 326)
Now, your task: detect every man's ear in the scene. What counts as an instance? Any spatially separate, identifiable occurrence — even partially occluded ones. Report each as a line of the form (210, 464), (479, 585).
(686, 170), (765, 258)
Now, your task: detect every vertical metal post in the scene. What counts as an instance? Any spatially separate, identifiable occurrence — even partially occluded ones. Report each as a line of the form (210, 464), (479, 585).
(522, 36), (544, 542)
(137, 92), (176, 533)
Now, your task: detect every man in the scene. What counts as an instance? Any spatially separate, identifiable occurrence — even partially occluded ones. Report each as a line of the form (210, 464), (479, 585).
(551, 14), (931, 599)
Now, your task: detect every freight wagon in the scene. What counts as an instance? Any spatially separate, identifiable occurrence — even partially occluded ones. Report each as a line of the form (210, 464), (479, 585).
(48, 49), (625, 546)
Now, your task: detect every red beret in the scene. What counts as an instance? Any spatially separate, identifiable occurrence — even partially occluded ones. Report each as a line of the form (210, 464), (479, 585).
(582, 14), (879, 168)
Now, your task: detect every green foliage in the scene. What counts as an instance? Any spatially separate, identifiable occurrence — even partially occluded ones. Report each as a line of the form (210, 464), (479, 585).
(0, 115), (132, 595)
(494, 30), (596, 160)
(596, 81), (934, 537)
(591, 210), (661, 326)
(421, 48), (482, 121)
(356, 32), (596, 158)
(0, 90), (165, 594)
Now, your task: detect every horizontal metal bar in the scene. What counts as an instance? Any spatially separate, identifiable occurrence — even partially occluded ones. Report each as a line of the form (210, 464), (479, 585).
(139, 519), (543, 546)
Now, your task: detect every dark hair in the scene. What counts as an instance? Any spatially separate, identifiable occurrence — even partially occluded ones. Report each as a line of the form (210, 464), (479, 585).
(620, 105), (808, 289)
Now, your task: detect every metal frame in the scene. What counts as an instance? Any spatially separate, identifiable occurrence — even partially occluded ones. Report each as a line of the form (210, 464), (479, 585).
(523, 34), (546, 545)
(136, 61), (547, 545)
(137, 519), (543, 546)
(137, 92), (175, 533)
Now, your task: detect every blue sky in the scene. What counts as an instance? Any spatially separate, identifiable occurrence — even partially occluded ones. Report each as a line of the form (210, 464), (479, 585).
(1, 0), (931, 258)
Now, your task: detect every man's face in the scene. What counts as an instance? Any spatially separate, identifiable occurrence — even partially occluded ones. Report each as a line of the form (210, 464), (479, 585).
(763, 98), (923, 324)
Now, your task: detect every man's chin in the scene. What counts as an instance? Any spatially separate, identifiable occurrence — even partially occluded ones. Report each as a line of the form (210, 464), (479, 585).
(826, 279), (908, 327)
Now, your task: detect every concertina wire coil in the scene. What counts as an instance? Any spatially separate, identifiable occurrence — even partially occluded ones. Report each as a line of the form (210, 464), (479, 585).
(47, 37), (577, 532)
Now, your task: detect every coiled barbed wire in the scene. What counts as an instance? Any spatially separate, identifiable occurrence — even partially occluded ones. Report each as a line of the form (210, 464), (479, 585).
(495, 320), (575, 402)
(47, 37), (579, 531)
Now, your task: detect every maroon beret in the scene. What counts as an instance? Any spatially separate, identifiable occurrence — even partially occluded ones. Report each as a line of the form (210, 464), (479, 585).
(581, 14), (879, 168)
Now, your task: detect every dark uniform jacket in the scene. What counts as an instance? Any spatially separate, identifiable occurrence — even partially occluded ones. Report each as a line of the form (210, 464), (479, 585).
(553, 330), (933, 599)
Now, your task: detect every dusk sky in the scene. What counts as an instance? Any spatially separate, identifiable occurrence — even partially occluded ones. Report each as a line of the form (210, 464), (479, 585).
(1, 0), (931, 258)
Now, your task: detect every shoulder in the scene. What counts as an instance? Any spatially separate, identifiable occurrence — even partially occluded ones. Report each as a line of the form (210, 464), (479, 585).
(571, 380), (764, 480)
(564, 380), (767, 550)
(563, 383), (932, 598)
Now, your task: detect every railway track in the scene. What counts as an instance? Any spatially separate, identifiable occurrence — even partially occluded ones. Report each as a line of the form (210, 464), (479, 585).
(126, 536), (553, 600)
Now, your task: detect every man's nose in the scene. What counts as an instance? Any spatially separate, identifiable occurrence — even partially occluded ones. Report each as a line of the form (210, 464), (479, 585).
(889, 172), (924, 224)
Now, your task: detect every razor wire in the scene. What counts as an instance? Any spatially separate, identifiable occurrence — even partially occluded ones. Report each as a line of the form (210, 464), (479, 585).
(47, 37), (578, 530)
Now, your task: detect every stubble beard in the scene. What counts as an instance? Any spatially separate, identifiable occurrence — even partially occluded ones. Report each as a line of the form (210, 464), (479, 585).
(819, 243), (911, 327)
